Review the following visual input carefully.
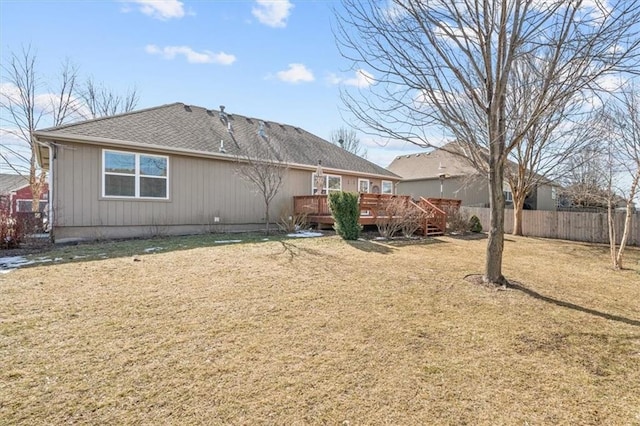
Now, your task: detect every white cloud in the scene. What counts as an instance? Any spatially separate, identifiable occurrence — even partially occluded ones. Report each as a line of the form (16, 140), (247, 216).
(252, 0), (293, 28)
(0, 82), (23, 104)
(326, 69), (374, 88)
(276, 63), (314, 84)
(145, 45), (236, 65)
(326, 73), (342, 85)
(344, 69), (374, 88)
(124, 0), (186, 20)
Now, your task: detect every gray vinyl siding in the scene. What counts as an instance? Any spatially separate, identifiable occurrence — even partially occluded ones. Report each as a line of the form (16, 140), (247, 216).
(51, 142), (394, 239)
(535, 184), (558, 211)
(397, 176), (488, 206)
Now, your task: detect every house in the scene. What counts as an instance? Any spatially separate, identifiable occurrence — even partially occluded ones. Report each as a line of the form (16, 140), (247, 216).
(0, 173), (49, 215)
(387, 144), (559, 211)
(33, 102), (399, 240)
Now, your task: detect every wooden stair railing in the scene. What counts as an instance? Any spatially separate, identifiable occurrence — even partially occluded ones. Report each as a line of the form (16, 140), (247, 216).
(418, 197), (447, 235)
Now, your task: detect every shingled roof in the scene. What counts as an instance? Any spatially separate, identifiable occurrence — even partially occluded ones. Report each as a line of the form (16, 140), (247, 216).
(0, 173), (29, 194)
(387, 144), (479, 180)
(34, 102), (397, 178)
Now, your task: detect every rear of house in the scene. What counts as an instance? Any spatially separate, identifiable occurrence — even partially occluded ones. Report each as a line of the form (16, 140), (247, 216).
(34, 103), (399, 240)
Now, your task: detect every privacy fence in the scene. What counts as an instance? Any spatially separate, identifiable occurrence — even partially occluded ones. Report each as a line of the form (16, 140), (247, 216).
(461, 207), (639, 247)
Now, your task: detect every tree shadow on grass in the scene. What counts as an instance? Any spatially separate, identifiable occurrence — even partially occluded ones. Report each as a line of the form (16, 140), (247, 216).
(276, 240), (331, 261)
(347, 237), (446, 254)
(509, 281), (640, 327)
(346, 239), (397, 254)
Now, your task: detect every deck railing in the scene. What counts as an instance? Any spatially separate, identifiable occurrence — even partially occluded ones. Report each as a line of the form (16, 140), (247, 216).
(293, 195), (331, 216)
(293, 193), (461, 236)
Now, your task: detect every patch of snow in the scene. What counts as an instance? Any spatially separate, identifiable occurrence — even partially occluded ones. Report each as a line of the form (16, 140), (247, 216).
(144, 247), (163, 253)
(73, 255), (89, 259)
(214, 240), (242, 244)
(262, 238), (270, 241)
(287, 231), (323, 238)
(54, 258), (64, 262)
(0, 256), (36, 272)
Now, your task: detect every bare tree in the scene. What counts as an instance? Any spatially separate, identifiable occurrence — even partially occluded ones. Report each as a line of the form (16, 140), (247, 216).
(336, 0), (640, 285)
(0, 46), (80, 212)
(505, 55), (597, 235)
(560, 145), (613, 209)
(604, 83), (640, 269)
(330, 126), (367, 158)
(77, 78), (139, 119)
(1, 46), (141, 215)
(236, 138), (288, 235)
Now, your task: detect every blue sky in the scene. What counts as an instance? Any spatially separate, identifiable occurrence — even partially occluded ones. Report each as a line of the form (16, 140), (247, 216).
(0, 0), (425, 170)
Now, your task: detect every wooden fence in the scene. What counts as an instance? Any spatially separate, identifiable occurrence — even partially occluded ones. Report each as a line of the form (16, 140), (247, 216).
(461, 207), (639, 246)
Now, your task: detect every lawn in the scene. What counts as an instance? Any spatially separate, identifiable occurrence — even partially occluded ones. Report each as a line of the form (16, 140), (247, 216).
(1, 234), (639, 425)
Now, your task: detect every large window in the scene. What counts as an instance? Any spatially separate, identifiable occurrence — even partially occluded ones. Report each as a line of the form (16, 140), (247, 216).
(103, 150), (168, 199)
(381, 180), (393, 194)
(312, 173), (342, 194)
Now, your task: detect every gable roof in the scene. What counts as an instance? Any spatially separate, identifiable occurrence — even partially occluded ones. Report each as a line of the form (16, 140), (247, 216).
(387, 144), (479, 180)
(0, 174), (29, 194)
(34, 102), (397, 179)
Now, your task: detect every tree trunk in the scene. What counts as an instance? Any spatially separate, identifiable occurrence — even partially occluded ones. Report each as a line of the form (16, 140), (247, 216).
(615, 171), (640, 269)
(265, 201), (270, 236)
(607, 200), (618, 269)
(485, 165), (507, 285)
(512, 191), (526, 236)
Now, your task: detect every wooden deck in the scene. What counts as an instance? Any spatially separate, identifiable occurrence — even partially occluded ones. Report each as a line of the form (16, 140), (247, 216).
(293, 194), (461, 236)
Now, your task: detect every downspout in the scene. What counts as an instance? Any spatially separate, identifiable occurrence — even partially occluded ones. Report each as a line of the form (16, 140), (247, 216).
(48, 143), (56, 243)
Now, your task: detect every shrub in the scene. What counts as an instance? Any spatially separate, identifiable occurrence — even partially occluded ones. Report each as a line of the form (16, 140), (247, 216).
(447, 210), (471, 234)
(0, 211), (25, 249)
(375, 197), (405, 238)
(277, 206), (308, 233)
(469, 215), (483, 233)
(329, 191), (361, 240)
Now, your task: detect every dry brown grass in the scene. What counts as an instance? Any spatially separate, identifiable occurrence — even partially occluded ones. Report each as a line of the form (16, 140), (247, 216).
(1, 235), (639, 425)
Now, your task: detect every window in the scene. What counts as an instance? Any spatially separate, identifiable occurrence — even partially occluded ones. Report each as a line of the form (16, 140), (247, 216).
(503, 181), (513, 203)
(358, 179), (370, 193)
(103, 150), (168, 199)
(504, 191), (513, 203)
(381, 180), (393, 194)
(16, 200), (48, 212)
(312, 173), (342, 194)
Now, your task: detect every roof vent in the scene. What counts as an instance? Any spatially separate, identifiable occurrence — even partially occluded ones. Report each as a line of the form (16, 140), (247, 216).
(219, 139), (226, 153)
(258, 121), (266, 138)
(227, 121), (233, 134)
(219, 105), (227, 122)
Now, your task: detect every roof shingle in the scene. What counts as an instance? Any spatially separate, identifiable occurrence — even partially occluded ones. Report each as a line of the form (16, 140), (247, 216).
(36, 102), (397, 178)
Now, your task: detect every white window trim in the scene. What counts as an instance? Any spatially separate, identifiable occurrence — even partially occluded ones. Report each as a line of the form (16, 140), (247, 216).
(358, 178), (370, 193)
(381, 180), (394, 194)
(311, 173), (342, 195)
(102, 149), (169, 199)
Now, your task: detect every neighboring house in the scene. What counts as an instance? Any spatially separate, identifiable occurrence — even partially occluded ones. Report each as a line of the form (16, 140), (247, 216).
(0, 173), (49, 215)
(387, 144), (559, 211)
(33, 102), (399, 240)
